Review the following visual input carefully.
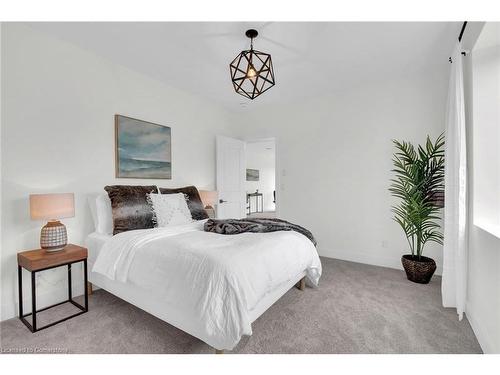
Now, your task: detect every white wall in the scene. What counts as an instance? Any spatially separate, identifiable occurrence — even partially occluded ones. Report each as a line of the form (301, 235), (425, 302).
(0, 24), (237, 321)
(246, 140), (275, 213)
(238, 69), (448, 273)
(463, 22), (500, 354)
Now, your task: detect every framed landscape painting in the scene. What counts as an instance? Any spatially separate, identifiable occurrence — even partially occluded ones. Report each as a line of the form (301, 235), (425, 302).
(115, 115), (172, 179)
(246, 168), (259, 181)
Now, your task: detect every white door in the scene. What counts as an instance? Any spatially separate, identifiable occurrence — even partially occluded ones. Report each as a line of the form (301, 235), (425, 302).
(216, 135), (246, 219)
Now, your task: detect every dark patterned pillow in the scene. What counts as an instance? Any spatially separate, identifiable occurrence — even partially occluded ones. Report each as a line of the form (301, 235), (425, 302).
(158, 186), (209, 220)
(104, 185), (158, 235)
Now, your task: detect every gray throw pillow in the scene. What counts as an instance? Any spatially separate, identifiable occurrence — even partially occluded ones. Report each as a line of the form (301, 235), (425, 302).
(104, 185), (158, 235)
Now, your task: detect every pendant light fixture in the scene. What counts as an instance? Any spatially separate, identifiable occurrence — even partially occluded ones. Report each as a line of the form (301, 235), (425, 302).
(229, 29), (275, 100)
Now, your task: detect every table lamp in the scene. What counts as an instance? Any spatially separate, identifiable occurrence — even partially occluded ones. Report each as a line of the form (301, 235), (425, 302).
(30, 193), (75, 252)
(199, 190), (217, 218)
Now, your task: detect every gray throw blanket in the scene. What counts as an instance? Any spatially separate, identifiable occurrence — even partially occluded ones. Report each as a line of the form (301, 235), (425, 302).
(204, 218), (317, 246)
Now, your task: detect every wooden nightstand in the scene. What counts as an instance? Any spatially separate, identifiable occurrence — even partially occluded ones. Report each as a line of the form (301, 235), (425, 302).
(17, 244), (89, 332)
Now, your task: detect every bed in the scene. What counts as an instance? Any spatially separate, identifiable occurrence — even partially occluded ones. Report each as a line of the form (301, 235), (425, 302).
(85, 188), (322, 352)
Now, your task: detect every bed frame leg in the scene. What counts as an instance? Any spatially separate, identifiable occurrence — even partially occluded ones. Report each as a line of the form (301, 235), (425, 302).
(297, 277), (306, 291)
(87, 282), (93, 295)
(215, 349), (224, 354)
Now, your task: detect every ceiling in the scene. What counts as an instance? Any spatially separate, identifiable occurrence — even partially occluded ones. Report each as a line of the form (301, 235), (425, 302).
(26, 22), (461, 111)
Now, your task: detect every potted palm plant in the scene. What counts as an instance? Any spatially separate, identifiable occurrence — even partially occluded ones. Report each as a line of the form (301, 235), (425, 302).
(389, 133), (445, 284)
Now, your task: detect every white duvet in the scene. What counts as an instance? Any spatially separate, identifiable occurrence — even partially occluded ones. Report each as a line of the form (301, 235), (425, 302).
(92, 219), (322, 349)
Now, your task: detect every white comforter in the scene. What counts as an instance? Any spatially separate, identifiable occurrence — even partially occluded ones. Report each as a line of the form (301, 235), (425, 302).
(92, 219), (322, 349)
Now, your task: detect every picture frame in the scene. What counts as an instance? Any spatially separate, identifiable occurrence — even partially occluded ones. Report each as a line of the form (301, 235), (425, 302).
(246, 168), (259, 181)
(115, 115), (172, 179)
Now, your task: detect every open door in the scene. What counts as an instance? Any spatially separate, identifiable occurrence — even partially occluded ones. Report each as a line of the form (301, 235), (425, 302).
(216, 135), (246, 219)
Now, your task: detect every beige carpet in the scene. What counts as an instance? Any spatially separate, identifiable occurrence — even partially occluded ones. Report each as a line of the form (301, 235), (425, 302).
(0, 258), (482, 354)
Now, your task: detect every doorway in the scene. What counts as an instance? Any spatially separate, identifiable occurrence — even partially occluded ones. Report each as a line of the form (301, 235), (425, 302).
(245, 139), (276, 218)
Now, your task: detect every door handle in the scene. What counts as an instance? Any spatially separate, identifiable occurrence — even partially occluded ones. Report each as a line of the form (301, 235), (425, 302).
(219, 199), (227, 204)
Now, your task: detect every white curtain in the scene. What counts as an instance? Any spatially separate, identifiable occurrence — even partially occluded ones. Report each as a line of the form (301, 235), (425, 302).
(442, 42), (468, 320)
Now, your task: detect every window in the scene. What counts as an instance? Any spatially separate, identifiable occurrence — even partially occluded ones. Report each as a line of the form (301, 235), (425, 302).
(472, 22), (500, 238)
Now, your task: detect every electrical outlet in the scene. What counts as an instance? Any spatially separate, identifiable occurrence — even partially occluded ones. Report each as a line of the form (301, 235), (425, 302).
(381, 240), (388, 248)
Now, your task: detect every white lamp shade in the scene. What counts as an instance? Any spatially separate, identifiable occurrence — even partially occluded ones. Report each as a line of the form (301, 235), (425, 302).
(199, 190), (218, 208)
(30, 193), (75, 221)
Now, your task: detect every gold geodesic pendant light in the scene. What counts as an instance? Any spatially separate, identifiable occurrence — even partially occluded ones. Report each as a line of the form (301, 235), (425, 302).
(229, 29), (275, 100)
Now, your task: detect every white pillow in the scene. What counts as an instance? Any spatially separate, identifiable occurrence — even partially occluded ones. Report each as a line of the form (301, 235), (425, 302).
(87, 194), (113, 235)
(147, 193), (193, 227)
(88, 194), (99, 230)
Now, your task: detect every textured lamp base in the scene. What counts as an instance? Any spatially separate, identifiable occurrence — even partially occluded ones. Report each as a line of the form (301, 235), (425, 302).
(40, 221), (67, 252)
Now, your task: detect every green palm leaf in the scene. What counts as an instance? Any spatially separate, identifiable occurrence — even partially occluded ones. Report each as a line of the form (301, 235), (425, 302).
(389, 133), (445, 259)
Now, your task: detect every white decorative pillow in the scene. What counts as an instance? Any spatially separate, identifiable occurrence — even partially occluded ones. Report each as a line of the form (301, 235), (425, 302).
(147, 193), (193, 227)
(87, 194), (113, 235)
(96, 194), (113, 234)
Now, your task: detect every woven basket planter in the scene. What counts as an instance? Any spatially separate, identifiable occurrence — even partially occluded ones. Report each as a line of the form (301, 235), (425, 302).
(401, 255), (436, 284)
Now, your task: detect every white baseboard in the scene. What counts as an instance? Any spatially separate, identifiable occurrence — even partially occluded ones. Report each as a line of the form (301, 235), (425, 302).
(466, 304), (496, 354)
(319, 248), (443, 276)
